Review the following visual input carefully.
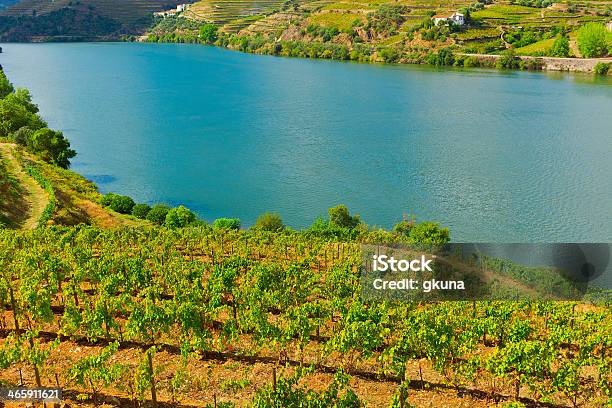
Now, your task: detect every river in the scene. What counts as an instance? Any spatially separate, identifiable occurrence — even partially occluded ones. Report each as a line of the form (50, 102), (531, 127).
(1, 42), (610, 241)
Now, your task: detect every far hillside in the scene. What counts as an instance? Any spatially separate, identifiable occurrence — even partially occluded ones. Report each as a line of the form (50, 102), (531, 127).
(0, 0), (196, 40)
(147, 0), (611, 69)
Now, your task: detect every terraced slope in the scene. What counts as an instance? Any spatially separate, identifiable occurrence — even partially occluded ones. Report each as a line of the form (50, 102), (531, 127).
(1, 0), (194, 28)
(184, 0), (289, 32)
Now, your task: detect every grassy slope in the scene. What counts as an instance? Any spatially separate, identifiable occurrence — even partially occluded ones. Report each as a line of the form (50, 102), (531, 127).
(0, 143), (49, 229)
(0, 145), (26, 227)
(0, 142), (145, 229)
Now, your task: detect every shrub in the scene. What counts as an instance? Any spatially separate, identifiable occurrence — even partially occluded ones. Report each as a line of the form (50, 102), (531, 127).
(392, 220), (412, 236)
(306, 217), (357, 240)
(131, 203), (151, 219)
(427, 48), (455, 66)
(549, 34), (570, 57)
(27, 128), (76, 168)
(109, 195), (135, 214)
(165, 205), (196, 228)
(577, 23), (608, 58)
(12, 126), (34, 146)
(408, 221), (450, 245)
(213, 218), (241, 230)
(255, 212), (284, 231)
(146, 204), (171, 225)
(100, 192), (119, 207)
(496, 49), (520, 69)
(199, 24), (218, 44)
(0, 70), (14, 99)
(463, 56), (480, 67)
(0, 90), (46, 138)
(328, 205), (360, 229)
(594, 62), (610, 75)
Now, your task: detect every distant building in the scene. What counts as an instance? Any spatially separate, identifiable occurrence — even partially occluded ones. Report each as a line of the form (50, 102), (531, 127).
(432, 12), (465, 26)
(154, 4), (190, 17)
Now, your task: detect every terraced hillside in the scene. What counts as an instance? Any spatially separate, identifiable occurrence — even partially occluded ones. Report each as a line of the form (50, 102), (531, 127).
(144, 0), (611, 68)
(0, 0), (196, 38)
(184, 0), (298, 32)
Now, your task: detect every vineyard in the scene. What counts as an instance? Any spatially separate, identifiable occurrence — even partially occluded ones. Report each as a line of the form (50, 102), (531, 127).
(0, 226), (610, 407)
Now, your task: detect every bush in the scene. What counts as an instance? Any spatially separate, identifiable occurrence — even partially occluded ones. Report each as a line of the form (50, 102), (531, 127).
(146, 204), (171, 225)
(594, 62), (610, 75)
(463, 56), (480, 67)
(213, 218), (241, 230)
(408, 221), (450, 245)
(549, 34), (570, 57)
(0, 70), (14, 99)
(0, 93), (46, 139)
(392, 220), (412, 236)
(577, 23), (609, 58)
(496, 49), (520, 69)
(199, 24), (218, 44)
(427, 48), (455, 66)
(100, 192), (119, 207)
(12, 126), (34, 146)
(27, 128), (76, 168)
(131, 203), (151, 219)
(255, 212), (284, 231)
(109, 195), (135, 214)
(165, 205), (196, 228)
(328, 205), (360, 229)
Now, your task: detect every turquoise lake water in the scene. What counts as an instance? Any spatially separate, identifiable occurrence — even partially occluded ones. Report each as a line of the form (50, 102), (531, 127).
(1, 42), (610, 241)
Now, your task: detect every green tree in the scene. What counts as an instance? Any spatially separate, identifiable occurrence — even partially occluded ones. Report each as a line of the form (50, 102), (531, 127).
(165, 205), (196, 228)
(109, 195), (135, 214)
(393, 220), (413, 236)
(27, 128), (76, 168)
(146, 204), (171, 225)
(131, 203), (151, 219)
(12, 89), (39, 114)
(408, 221), (450, 245)
(100, 192), (119, 207)
(549, 34), (570, 57)
(577, 23), (608, 58)
(12, 126), (34, 146)
(199, 24), (218, 44)
(496, 49), (520, 69)
(0, 93), (46, 138)
(328, 205), (360, 229)
(213, 218), (241, 230)
(593, 62), (610, 75)
(255, 212), (284, 231)
(0, 71), (14, 99)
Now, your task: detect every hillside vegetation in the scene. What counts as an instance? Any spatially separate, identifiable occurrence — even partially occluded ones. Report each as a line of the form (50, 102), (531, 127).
(0, 225), (610, 407)
(146, 0), (612, 70)
(0, 38), (610, 408)
(0, 69), (146, 228)
(0, 0), (194, 40)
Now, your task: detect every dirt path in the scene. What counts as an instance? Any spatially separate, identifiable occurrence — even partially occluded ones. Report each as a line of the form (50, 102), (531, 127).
(0, 143), (49, 229)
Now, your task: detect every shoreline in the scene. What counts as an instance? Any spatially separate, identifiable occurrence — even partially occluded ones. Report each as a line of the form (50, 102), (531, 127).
(1, 36), (611, 75)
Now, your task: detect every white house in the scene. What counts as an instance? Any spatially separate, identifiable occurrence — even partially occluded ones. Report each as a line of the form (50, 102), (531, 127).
(432, 12), (465, 26)
(154, 4), (190, 17)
